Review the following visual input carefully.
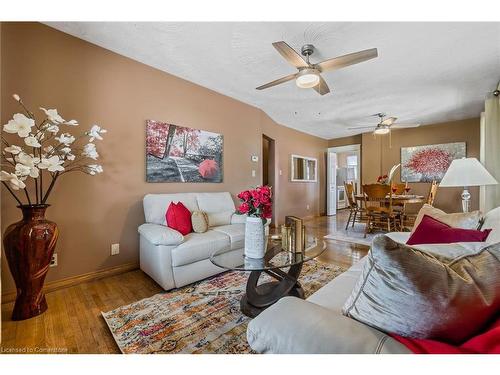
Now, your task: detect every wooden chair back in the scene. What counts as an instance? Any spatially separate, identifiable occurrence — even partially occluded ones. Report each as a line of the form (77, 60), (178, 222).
(362, 184), (393, 212)
(427, 181), (439, 206)
(344, 181), (357, 208)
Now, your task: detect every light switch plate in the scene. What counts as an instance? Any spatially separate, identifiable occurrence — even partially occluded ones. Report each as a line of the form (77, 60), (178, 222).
(111, 243), (120, 256)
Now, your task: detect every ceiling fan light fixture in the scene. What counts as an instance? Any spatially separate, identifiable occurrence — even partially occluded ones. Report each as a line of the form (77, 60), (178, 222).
(374, 126), (390, 135)
(295, 68), (320, 89)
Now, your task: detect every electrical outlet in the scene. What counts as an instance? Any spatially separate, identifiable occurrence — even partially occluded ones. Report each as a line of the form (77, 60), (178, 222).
(252, 170), (256, 177)
(279, 170), (283, 176)
(306, 204), (310, 210)
(50, 253), (58, 267)
(111, 243), (120, 256)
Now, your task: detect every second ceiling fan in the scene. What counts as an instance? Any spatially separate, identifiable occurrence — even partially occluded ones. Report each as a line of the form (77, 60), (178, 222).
(256, 41), (378, 95)
(348, 113), (420, 135)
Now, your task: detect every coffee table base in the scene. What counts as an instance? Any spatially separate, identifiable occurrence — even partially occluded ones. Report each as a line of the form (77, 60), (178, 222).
(240, 263), (304, 318)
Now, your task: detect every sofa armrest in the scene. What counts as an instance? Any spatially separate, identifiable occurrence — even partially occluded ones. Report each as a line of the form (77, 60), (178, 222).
(247, 297), (410, 354)
(230, 213), (246, 224)
(138, 223), (184, 246)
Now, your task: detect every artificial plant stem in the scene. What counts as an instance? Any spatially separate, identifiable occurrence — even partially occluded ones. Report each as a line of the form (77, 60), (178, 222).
(23, 188), (32, 205)
(2, 181), (23, 205)
(39, 170), (43, 204)
(34, 177), (39, 204)
(41, 172), (59, 204)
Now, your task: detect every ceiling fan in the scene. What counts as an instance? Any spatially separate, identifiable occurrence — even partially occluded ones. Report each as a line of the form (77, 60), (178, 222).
(348, 113), (420, 135)
(256, 41), (378, 95)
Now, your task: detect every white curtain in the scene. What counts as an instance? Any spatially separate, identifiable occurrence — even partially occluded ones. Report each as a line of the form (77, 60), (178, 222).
(482, 84), (500, 212)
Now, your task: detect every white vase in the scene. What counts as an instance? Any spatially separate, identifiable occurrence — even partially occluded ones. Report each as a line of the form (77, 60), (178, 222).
(244, 216), (266, 259)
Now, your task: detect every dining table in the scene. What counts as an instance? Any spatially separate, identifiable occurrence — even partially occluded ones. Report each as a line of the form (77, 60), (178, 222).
(354, 194), (426, 205)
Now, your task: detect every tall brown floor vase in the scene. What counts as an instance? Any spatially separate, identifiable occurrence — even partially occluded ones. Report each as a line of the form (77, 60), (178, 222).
(3, 204), (59, 321)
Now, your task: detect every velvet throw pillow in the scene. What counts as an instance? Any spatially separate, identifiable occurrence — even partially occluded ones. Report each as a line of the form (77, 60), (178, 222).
(407, 215), (491, 245)
(342, 235), (500, 344)
(166, 202), (192, 235)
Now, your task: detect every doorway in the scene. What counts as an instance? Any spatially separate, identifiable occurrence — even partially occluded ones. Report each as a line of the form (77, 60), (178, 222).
(327, 144), (361, 216)
(262, 134), (277, 226)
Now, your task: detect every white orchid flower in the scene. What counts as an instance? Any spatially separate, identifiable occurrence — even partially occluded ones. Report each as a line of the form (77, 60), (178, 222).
(87, 164), (103, 175)
(13, 94), (21, 102)
(45, 124), (60, 134)
(87, 125), (107, 142)
(24, 135), (41, 148)
(0, 171), (12, 181)
(38, 155), (65, 172)
(16, 152), (39, 167)
(59, 147), (75, 160)
(4, 145), (22, 155)
(3, 113), (35, 138)
(55, 133), (75, 146)
(40, 107), (65, 124)
(65, 119), (79, 126)
(82, 143), (99, 160)
(0, 171), (26, 190)
(15, 163), (39, 179)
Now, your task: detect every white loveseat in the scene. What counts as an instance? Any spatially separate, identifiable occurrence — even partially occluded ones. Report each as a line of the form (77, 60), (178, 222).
(138, 192), (245, 290)
(247, 206), (500, 353)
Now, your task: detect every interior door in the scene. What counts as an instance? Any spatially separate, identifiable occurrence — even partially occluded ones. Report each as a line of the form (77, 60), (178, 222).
(327, 152), (337, 215)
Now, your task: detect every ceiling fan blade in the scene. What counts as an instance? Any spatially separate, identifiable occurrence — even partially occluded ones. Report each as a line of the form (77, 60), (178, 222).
(272, 41), (308, 68)
(381, 117), (397, 125)
(347, 125), (376, 130)
(315, 48), (378, 73)
(312, 75), (330, 95)
(391, 123), (421, 128)
(256, 73), (297, 90)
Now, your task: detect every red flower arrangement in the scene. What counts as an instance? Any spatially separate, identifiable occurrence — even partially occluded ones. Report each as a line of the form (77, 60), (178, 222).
(237, 185), (272, 219)
(377, 174), (389, 184)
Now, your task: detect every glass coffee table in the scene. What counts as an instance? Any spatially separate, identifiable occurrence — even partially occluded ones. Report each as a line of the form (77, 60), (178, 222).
(210, 237), (326, 317)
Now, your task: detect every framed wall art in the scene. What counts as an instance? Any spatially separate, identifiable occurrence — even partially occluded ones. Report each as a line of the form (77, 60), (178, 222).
(146, 120), (223, 183)
(401, 142), (466, 182)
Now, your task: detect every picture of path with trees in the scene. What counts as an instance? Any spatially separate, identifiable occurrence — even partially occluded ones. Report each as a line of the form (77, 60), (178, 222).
(146, 120), (223, 183)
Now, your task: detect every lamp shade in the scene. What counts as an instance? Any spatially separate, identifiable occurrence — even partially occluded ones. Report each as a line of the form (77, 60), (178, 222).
(439, 158), (498, 187)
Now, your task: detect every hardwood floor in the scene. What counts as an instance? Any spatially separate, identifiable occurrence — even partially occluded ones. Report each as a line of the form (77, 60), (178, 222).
(1, 211), (368, 354)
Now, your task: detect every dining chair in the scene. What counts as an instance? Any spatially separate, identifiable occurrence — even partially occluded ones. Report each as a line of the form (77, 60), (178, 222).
(401, 180), (439, 230)
(362, 184), (401, 237)
(344, 181), (365, 230)
(427, 180), (439, 205)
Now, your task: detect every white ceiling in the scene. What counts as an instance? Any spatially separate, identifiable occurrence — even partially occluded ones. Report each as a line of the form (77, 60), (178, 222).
(46, 22), (500, 139)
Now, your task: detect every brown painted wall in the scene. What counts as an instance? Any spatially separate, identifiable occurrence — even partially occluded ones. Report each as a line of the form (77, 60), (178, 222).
(328, 134), (362, 148)
(361, 118), (480, 213)
(261, 112), (328, 221)
(1, 23), (327, 293)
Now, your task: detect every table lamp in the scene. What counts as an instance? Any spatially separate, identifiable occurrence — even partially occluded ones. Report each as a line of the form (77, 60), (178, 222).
(439, 157), (498, 212)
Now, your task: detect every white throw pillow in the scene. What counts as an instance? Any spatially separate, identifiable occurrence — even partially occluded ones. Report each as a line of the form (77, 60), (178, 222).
(482, 207), (500, 244)
(411, 204), (481, 233)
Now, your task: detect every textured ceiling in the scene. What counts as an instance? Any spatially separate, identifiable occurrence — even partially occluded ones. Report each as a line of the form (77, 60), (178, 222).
(46, 22), (500, 139)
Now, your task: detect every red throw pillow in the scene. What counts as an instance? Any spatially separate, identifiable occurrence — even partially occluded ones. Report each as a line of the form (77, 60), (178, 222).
(166, 202), (192, 235)
(407, 214), (491, 245)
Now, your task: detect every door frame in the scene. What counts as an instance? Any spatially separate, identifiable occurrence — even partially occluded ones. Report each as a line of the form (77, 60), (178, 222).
(327, 144), (361, 216)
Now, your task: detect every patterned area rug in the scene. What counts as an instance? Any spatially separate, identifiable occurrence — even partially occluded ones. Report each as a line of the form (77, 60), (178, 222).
(102, 260), (346, 354)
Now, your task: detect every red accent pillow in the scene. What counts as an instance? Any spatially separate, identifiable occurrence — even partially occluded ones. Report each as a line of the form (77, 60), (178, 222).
(390, 315), (500, 354)
(166, 202), (192, 235)
(407, 214), (491, 245)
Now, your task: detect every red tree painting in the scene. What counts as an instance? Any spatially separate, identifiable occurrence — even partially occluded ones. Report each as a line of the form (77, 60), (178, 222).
(146, 120), (223, 183)
(401, 142), (465, 182)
